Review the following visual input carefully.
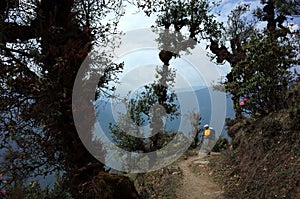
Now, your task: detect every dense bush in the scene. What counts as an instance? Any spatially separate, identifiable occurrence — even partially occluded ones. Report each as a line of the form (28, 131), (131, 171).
(211, 137), (229, 152)
(4, 180), (71, 199)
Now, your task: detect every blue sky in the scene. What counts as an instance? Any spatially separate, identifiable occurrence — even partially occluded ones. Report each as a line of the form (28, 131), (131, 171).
(118, 0), (246, 31)
(119, 0), (299, 34)
(115, 0), (299, 78)
(114, 1), (234, 92)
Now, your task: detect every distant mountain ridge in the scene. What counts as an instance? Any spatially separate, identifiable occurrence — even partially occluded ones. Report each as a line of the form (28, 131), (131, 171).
(95, 87), (235, 139)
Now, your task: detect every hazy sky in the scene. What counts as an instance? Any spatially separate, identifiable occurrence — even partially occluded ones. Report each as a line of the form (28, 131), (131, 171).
(110, 0), (300, 92)
(118, 0), (258, 32)
(114, 1), (238, 92)
(118, 0), (299, 37)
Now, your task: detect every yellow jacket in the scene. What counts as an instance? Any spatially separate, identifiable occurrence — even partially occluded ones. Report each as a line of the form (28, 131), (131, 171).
(204, 129), (211, 137)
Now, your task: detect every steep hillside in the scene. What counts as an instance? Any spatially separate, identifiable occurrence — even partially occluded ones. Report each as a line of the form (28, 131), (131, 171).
(215, 83), (300, 199)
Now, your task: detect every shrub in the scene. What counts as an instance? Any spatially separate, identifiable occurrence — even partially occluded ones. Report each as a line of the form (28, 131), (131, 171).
(212, 137), (229, 152)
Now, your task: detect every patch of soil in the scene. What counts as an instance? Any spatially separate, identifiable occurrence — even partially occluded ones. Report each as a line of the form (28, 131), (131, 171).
(133, 164), (182, 199)
(175, 153), (224, 199)
(132, 152), (225, 199)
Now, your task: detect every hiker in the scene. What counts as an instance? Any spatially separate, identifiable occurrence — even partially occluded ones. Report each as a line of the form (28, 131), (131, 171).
(202, 124), (215, 157)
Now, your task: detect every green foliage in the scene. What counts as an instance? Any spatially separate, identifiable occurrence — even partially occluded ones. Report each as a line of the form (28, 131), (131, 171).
(136, 0), (223, 40)
(211, 137), (229, 152)
(188, 111), (201, 149)
(255, 0), (300, 18)
(222, 2), (300, 117)
(109, 82), (180, 153)
(156, 0), (222, 39)
(5, 181), (70, 199)
(0, 0), (140, 198)
(226, 33), (299, 116)
(226, 4), (257, 43)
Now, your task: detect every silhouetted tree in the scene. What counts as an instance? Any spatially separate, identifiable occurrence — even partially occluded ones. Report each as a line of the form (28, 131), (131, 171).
(0, 1), (138, 198)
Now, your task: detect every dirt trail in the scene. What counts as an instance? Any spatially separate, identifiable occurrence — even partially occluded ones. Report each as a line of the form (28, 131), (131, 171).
(176, 153), (224, 199)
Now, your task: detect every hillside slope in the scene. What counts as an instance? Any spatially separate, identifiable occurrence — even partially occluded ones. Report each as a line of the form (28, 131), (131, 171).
(216, 84), (300, 199)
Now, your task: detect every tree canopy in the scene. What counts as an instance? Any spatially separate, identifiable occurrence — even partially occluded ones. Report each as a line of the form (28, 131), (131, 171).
(0, 0), (138, 198)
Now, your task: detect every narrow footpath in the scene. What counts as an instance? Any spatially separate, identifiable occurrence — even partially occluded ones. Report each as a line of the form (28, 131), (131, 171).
(176, 152), (224, 199)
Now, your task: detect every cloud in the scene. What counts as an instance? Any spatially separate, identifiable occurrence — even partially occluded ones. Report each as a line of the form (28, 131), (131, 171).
(116, 1), (273, 87)
(114, 49), (209, 96)
(118, 3), (156, 32)
(215, 0), (262, 23)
